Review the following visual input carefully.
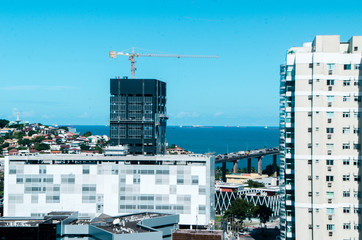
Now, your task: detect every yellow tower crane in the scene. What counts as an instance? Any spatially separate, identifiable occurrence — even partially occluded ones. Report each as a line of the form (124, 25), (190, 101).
(109, 47), (219, 79)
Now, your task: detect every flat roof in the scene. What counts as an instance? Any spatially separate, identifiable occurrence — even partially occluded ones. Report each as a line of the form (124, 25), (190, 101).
(7, 154), (210, 162)
(71, 212), (171, 234)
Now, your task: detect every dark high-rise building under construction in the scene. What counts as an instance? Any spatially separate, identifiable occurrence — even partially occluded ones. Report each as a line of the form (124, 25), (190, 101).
(110, 78), (167, 155)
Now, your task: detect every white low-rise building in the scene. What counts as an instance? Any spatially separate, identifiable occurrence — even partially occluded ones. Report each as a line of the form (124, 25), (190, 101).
(4, 153), (215, 227)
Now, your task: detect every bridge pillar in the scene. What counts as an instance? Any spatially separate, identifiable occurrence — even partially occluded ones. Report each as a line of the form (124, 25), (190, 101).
(258, 157), (263, 175)
(233, 161), (238, 173)
(247, 158), (251, 173)
(273, 154), (277, 177)
(222, 162), (226, 182)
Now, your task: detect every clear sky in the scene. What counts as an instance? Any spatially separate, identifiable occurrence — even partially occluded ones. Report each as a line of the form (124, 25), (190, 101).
(1, 0), (362, 126)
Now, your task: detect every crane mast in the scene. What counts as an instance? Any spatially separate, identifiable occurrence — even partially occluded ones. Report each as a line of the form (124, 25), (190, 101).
(109, 47), (218, 79)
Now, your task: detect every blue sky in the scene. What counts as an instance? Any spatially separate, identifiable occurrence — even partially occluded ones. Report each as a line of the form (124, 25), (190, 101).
(1, 0), (362, 126)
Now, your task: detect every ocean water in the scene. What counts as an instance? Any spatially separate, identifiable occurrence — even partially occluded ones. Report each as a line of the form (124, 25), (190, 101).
(72, 125), (279, 171)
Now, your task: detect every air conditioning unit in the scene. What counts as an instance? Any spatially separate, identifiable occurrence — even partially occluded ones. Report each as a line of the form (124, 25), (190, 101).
(308, 176), (312, 180)
(328, 134), (332, 139)
(328, 150), (332, 155)
(328, 215), (332, 220)
(328, 166), (332, 171)
(328, 199), (332, 203)
(328, 102), (332, 107)
(328, 183), (332, 187)
(328, 86), (332, 91)
(328, 118), (332, 123)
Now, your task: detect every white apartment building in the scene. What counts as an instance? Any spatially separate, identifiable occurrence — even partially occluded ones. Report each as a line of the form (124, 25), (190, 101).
(4, 154), (215, 227)
(280, 35), (362, 240)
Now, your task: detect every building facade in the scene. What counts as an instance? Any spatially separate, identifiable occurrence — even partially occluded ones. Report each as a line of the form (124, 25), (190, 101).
(110, 78), (167, 155)
(4, 154), (214, 227)
(280, 35), (362, 239)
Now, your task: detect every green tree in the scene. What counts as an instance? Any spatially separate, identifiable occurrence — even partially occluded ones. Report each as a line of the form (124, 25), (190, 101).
(0, 119), (9, 128)
(28, 130), (37, 136)
(34, 143), (50, 151)
(95, 145), (103, 153)
(255, 205), (273, 233)
(80, 144), (90, 151)
(83, 131), (92, 138)
(223, 198), (256, 228)
(2, 142), (9, 148)
(18, 139), (31, 146)
(13, 131), (26, 140)
(262, 164), (280, 176)
(247, 179), (265, 188)
(33, 136), (44, 143)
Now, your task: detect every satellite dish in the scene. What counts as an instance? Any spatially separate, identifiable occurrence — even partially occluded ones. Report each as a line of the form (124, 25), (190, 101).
(113, 218), (120, 225)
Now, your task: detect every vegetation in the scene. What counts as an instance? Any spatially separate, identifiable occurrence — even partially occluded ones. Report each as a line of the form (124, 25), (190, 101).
(0, 119), (9, 128)
(83, 131), (92, 138)
(34, 143), (50, 151)
(223, 198), (273, 233)
(80, 144), (90, 151)
(262, 164), (280, 176)
(255, 205), (273, 227)
(247, 179), (265, 188)
(28, 130), (37, 136)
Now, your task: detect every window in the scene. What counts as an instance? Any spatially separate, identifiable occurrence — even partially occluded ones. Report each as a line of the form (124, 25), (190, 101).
(326, 208), (334, 214)
(354, 208), (361, 214)
(354, 143), (360, 150)
(354, 159), (361, 166)
(343, 80), (351, 86)
(326, 144), (334, 150)
(326, 159), (334, 165)
(343, 159), (350, 165)
(354, 176), (361, 182)
(344, 64), (351, 70)
(327, 96), (334, 102)
(327, 63), (335, 70)
(354, 112), (360, 118)
(343, 175), (350, 181)
(343, 191), (350, 197)
(354, 224), (360, 230)
(343, 127), (350, 134)
(327, 79), (335, 86)
(326, 128), (334, 133)
(354, 96), (362, 102)
(354, 128), (360, 134)
(343, 207), (350, 213)
(326, 192), (334, 198)
(326, 112), (334, 118)
(343, 223), (351, 230)
(355, 63), (360, 69)
(343, 143), (350, 149)
(354, 191), (361, 198)
(327, 224), (335, 230)
(343, 96), (351, 102)
(326, 176), (334, 182)
(343, 112), (350, 118)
